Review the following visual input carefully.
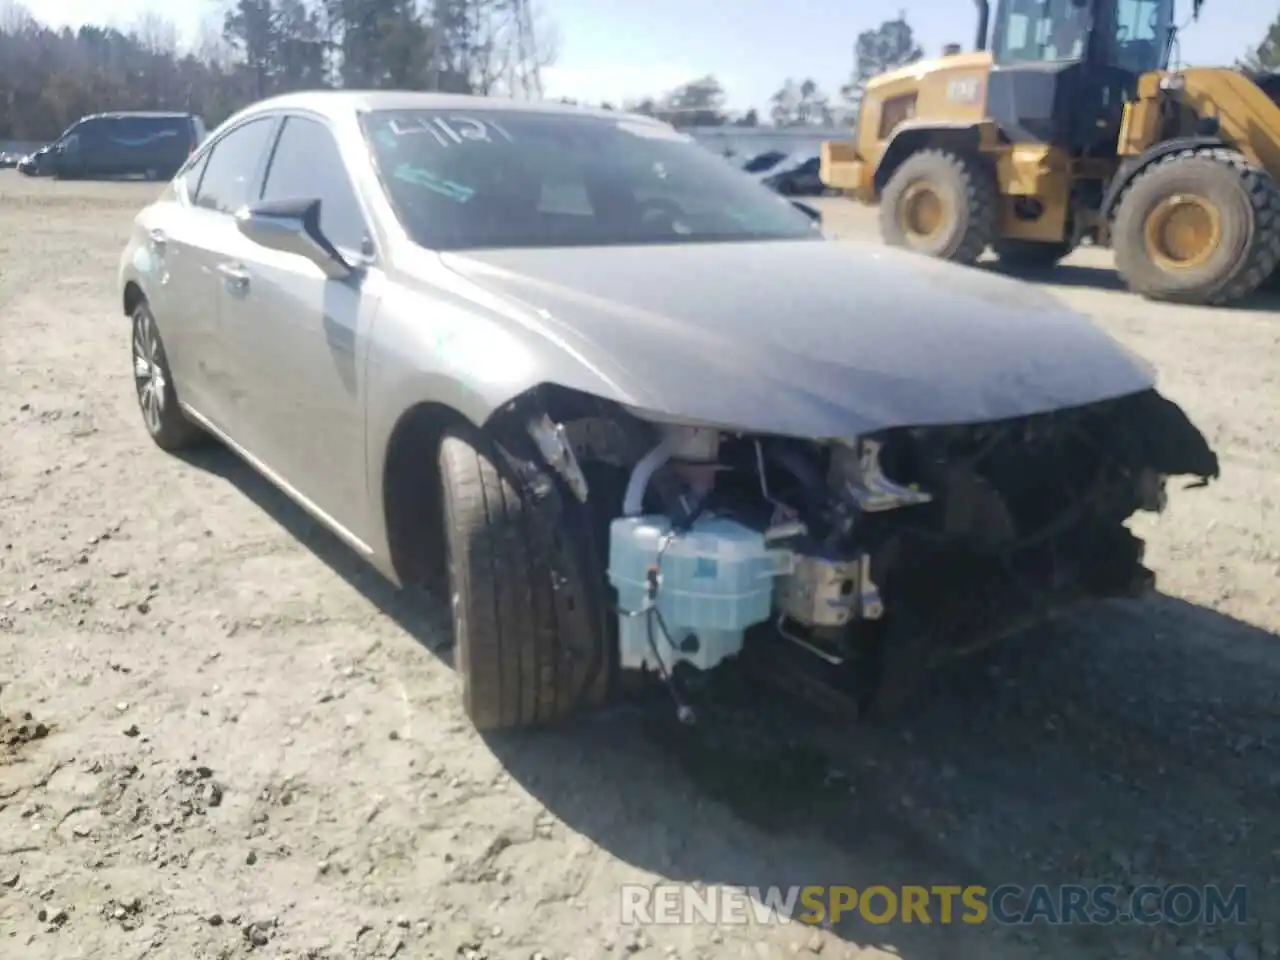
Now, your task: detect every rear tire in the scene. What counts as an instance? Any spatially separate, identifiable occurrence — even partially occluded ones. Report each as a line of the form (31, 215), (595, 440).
(1112, 147), (1280, 305)
(879, 148), (997, 265)
(994, 239), (1072, 269)
(130, 301), (206, 452)
(438, 430), (611, 730)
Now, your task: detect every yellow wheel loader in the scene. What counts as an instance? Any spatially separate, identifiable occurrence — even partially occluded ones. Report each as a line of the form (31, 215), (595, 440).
(820, 0), (1280, 306)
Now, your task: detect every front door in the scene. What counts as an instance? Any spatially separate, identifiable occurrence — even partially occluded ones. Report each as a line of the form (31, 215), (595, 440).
(55, 130), (85, 177)
(218, 113), (382, 542)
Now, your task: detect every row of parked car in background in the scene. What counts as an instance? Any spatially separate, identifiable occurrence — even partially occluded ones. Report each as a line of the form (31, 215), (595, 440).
(738, 149), (832, 196)
(3, 106), (829, 197)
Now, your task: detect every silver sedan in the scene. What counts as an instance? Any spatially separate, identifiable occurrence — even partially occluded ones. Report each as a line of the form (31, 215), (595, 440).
(118, 91), (1220, 732)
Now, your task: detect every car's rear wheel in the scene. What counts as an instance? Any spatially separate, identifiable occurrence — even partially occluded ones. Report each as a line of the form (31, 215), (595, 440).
(131, 300), (205, 451)
(438, 429), (612, 730)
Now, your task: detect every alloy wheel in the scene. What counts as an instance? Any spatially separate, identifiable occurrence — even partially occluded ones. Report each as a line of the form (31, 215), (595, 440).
(132, 310), (166, 435)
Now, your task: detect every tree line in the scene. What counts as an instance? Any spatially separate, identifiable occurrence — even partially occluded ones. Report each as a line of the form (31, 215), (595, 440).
(1, 0), (1277, 144)
(0, 0), (555, 141)
(0, 3), (935, 141)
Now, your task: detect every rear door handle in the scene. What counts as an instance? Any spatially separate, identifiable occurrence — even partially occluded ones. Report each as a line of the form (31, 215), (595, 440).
(216, 262), (250, 292)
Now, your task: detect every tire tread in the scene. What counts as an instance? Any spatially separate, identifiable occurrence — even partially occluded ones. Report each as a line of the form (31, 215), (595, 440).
(879, 148), (998, 265)
(1112, 146), (1280, 305)
(440, 432), (592, 730)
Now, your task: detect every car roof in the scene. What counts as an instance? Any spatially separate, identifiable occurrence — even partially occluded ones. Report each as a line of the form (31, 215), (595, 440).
(231, 90), (660, 127)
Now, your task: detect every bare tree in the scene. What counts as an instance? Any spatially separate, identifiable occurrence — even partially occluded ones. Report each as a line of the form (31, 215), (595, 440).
(0, 0), (34, 33)
(133, 11), (178, 54)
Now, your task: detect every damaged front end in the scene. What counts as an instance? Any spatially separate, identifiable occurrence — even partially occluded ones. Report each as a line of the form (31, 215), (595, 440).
(498, 385), (1220, 720)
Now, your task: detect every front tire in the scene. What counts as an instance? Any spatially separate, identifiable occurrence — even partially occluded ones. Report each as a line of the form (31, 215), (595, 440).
(130, 301), (205, 451)
(879, 148), (997, 265)
(1112, 147), (1280, 305)
(438, 430), (611, 730)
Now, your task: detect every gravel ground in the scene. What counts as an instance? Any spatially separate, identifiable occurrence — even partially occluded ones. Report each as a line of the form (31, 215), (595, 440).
(1, 172), (1278, 960)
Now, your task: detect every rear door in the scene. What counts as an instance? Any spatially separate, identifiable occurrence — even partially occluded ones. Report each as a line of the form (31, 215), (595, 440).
(219, 112), (383, 538)
(158, 115), (279, 431)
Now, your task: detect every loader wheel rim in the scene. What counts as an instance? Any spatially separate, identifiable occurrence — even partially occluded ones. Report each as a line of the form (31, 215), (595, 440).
(899, 180), (949, 241)
(1144, 194), (1221, 271)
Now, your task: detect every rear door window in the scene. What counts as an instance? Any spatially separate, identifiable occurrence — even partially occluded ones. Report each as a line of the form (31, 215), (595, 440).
(191, 117), (276, 214)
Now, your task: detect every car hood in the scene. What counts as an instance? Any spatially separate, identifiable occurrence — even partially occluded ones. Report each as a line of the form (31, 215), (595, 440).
(438, 238), (1157, 438)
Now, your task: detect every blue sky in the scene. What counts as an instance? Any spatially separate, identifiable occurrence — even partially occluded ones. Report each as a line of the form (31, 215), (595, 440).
(35, 0), (1278, 112)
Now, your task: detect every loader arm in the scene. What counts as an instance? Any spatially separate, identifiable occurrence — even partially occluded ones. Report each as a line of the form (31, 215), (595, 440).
(1176, 67), (1280, 177)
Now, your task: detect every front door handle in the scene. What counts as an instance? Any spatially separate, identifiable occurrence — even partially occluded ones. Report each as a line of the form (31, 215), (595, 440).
(216, 262), (250, 292)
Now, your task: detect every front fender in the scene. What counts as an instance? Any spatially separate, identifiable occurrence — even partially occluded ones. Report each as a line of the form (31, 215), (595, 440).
(1099, 136), (1229, 220)
(359, 264), (641, 576)
(873, 120), (996, 193)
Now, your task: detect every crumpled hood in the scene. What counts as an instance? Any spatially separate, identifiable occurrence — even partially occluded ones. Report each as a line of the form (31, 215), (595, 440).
(439, 238), (1156, 438)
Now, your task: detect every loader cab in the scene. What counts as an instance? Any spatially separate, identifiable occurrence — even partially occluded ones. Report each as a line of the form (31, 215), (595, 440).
(985, 0), (1175, 155)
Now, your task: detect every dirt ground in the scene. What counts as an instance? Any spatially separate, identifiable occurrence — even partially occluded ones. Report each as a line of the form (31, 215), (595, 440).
(1, 171), (1278, 960)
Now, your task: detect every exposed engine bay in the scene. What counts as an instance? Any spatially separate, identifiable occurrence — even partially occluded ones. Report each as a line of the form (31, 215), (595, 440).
(514, 386), (1220, 720)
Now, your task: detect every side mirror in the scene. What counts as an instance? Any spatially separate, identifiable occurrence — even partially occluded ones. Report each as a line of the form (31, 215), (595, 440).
(791, 200), (822, 225)
(235, 197), (354, 280)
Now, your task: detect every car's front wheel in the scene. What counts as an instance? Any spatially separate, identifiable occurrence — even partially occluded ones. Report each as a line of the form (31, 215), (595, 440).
(438, 428), (612, 731)
(130, 300), (205, 451)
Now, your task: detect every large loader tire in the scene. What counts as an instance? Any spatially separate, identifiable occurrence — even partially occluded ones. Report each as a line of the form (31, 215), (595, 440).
(994, 239), (1073, 269)
(1112, 147), (1280, 305)
(438, 430), (611, 730)
(879, 148), (997, 265)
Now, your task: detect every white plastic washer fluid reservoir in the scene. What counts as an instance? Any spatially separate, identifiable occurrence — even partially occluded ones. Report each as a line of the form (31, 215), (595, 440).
(607, 513), (791, 672)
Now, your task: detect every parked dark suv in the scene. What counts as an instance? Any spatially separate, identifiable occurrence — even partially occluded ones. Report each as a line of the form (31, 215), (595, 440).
(25, 112), (207, 180)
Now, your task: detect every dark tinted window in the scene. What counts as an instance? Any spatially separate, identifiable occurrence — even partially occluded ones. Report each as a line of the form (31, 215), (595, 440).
(359, 109), (819, 251)
(193, 117), (275, 214)
(260, 116), (368, 251)
(106, 116), (190, 149)
(63, 119), (99, 148)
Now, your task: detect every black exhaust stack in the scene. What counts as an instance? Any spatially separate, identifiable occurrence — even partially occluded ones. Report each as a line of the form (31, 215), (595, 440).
(973, 0), (990, 51)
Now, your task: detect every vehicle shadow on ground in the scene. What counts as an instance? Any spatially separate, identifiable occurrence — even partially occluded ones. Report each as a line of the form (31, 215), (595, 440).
(179, 444), (1280, 959)
(486, 595), (1280, 957)
(986, 261), (1129, 292)
(176, 445), (455, 659)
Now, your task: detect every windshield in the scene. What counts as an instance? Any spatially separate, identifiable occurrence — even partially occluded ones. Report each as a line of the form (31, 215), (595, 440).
(359, 109), (821, 251)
